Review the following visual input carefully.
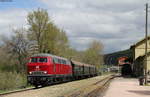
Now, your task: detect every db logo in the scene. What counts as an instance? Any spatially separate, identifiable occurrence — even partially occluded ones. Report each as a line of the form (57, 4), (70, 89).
(35, 66), (40, 71)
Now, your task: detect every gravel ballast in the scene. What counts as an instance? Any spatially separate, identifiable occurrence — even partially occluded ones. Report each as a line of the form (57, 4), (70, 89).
(2, 75), (111, 97)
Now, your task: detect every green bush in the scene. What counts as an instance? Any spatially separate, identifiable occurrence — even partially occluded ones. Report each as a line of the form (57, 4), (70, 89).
(0, 71), (27, 90)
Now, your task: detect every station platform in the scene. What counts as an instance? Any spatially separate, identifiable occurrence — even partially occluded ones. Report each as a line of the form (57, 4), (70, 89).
(103, 77), (150, 97)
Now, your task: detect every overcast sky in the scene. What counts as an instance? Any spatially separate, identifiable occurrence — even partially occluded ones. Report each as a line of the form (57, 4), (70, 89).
(0, 0), (149, 54)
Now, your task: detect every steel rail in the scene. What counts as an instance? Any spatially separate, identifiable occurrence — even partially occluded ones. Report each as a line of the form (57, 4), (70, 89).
(0, 87), (34, 96)
(63, 74), (116, 97)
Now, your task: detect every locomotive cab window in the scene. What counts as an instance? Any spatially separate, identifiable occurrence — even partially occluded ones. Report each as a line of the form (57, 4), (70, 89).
(39, 58), (47, 63)
(53, 57), (58, 63)
(30, 57), (47, 63)
(58, 59), (61, 64)
(30, 58), (38, 63)
(63, 60), (66, 64)
(61, 60), (66, 64)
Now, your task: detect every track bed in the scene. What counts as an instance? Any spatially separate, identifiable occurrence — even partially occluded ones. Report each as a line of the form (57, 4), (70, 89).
(1, 74), (114, 97)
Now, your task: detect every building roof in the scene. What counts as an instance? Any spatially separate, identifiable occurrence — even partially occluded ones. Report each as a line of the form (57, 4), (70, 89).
(31, 53), (68, 60)
(130, 36), (150, 48)
(71, 60), (95, 67)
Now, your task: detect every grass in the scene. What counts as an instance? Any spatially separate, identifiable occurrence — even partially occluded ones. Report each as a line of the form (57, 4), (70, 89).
(0, 71), (27, 92)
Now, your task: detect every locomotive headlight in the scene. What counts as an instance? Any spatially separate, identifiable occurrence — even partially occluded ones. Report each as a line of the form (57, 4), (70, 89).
(29, 72), (32, 74)
(44, 71), (47, 74)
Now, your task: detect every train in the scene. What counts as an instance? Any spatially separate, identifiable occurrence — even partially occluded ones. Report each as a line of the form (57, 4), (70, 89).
(118, 57), (133, 76)
(27, 53), (97, 87)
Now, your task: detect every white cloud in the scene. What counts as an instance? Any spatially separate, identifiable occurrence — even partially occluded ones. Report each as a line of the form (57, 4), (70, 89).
(0, 8), (28, 36)
(38, 0), (149, 53)
(0, 0), (149, 53)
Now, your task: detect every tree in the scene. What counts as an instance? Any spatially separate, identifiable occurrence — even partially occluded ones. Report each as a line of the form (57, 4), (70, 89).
(42, 24), (69, 55)
(53, 30), (69, 56)
(27, 8), (50, 53)
(82, 40), (103, 69)
(27, 8), (69, 56)
(0, 28), (29, 72)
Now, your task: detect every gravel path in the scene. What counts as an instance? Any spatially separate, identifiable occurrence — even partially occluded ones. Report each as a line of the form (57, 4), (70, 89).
(1, 75), (109, 97)
(103, 77), (150, 97)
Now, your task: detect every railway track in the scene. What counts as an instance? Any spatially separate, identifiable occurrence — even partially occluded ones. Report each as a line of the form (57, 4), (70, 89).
(0, 79), (75, 96)
(0, 87), (34, 96)
(85, 75), (115, 97)
(0, 74), (116, 97)
(63, 74), (116, 97)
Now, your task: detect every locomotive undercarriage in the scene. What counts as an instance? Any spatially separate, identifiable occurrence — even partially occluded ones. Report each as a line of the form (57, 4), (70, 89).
(27, 74), (72, 88)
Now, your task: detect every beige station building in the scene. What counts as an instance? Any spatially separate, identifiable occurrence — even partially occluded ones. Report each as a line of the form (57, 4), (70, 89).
(130, 37), (150, 77)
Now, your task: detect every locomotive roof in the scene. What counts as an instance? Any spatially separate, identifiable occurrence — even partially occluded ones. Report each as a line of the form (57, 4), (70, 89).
(31, 53), (68, 60)
(71, 60), (95, 67)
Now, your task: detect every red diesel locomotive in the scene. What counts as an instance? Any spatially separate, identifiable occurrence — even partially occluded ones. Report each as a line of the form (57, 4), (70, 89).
(27, 53), (97, 87)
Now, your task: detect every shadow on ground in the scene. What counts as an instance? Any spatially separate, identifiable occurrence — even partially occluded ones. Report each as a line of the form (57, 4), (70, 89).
(128, 90), (150, 95)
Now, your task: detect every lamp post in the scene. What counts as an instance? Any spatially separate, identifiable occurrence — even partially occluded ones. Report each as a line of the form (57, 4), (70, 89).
(144, 3), (148, 85)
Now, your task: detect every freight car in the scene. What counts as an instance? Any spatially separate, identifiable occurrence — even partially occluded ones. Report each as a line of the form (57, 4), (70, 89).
(71, 60), (97, 79)
(27, 53), (97, 87)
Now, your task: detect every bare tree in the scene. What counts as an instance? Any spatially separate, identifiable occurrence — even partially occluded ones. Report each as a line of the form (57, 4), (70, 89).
(1, 28), (29, 72)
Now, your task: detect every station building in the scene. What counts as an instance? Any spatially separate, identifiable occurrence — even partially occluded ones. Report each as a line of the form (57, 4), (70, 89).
(131, 36), (150, 77)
